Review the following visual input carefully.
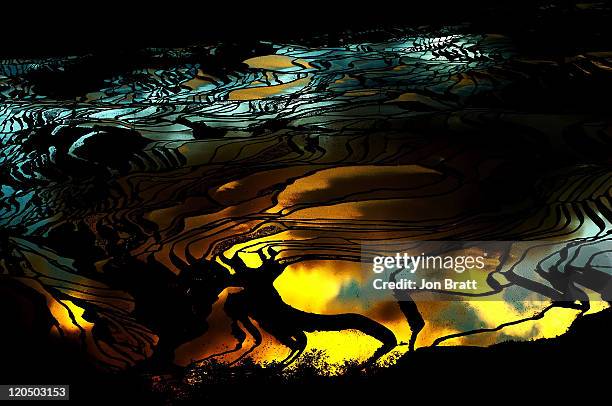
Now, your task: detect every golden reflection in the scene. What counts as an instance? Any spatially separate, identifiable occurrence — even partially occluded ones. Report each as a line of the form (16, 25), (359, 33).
(228, 76), (311, 100)
(243, 55), (314, 71)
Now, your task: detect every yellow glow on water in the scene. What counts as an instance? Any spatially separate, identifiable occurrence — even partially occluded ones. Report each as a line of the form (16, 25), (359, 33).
(466, 300), (581, 341)
(207, 246), (607, 370)
(297, 330), (382, 371)
(243, 55), (314, 71)
(48, 299), (94, 335)
(585, 300), (609, 315)
(17, 276), (93, 339)
(228, 76), (311, 100)
(274, 260), (363, 314)
(268, 164), (441, 214)
(236, 251), (264, 269)
(215, 180), (241, 193)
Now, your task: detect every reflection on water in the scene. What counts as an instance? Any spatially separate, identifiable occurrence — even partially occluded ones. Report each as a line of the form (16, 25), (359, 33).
(0, 23), (611, 379)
